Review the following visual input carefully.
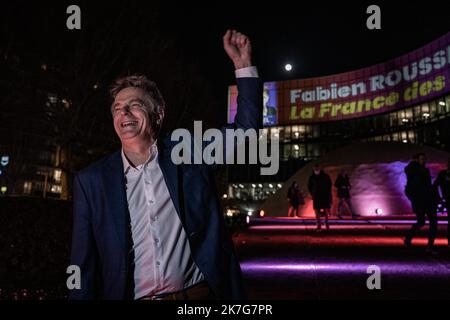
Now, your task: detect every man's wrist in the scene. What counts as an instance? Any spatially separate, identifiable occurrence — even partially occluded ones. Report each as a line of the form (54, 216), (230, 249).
(235, 66), (258, 78)
(233, 60), (252, 70)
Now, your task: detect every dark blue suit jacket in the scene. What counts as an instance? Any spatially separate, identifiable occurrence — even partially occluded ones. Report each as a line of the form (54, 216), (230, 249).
(69, 77), (262, 300)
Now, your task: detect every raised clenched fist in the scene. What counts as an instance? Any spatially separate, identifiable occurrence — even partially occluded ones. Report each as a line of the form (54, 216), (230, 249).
(223, 29), (252, 70)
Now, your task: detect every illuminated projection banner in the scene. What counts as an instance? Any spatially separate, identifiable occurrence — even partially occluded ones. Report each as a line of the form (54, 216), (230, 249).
(228, 81), (278, 126)
(227, 32), (450, 124)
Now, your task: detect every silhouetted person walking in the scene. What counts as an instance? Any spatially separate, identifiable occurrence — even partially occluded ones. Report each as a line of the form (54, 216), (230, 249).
(287, 181), (304, 218)
(308, 164), (332, 230)
(404, 153), (438, 253)
(433, 157), (450, 248)
(334, 170), (358, 219)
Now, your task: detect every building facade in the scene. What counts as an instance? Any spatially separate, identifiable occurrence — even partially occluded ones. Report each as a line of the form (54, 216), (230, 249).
(225, 32), (450, 214)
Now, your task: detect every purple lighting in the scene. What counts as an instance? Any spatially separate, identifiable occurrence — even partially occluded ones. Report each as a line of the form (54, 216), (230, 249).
(240, 260), (450, 277)
(248, 220), (448, 230)
(236, 217), (450, 299)
(346, 161), (446, 216)
(263, 160), (448, 218)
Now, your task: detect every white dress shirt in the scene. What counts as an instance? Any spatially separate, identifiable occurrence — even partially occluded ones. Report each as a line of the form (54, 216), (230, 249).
(122, 142), (204, 299)
(122, 66), (258, 299)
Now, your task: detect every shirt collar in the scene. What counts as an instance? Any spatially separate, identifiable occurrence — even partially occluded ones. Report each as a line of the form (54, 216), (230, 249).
(121, 140), (158, 173)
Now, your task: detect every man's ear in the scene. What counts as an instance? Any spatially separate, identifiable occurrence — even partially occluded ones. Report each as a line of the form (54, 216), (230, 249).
(157, 108), (165, 125)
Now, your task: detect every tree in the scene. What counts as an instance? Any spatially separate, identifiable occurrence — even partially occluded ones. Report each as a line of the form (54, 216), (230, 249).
(1, 1), (218, 199)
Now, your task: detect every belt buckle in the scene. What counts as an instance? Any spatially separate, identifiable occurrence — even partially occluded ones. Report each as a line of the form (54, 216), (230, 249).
(142, 293), (164, 300)
(150, 292), (177, 300)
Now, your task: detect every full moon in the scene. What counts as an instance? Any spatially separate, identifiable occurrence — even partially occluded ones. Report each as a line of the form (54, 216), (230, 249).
(284, 63), (293, 71)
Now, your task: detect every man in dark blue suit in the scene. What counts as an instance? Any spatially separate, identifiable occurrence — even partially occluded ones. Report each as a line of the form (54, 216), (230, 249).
(69, 30), (262, 300)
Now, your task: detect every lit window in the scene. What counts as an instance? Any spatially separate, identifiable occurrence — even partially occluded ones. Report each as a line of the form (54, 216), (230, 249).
(408, 130), (416, 143)
(62, 99), (70, 109)
(401, 132), (408, 141)
(51, 184), (62, 193)
(54, 169), (62, 182)
(23, 181), (32, 194)
(271, 127), (280, 138)
(47, 93), (58, 105)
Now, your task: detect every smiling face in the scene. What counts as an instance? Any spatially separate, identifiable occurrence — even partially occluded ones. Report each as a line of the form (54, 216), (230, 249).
(111, 87), (154, 143)
(109, 74), (165, 146)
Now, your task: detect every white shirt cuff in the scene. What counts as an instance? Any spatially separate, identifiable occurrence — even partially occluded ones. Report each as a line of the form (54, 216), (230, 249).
(235, 66), (258, 78)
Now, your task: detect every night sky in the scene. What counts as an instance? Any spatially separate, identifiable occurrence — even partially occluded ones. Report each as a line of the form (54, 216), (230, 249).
(2, 0), (449, 130)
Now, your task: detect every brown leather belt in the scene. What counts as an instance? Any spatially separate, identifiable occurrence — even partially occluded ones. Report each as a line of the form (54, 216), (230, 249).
(139, 281), (213, 300)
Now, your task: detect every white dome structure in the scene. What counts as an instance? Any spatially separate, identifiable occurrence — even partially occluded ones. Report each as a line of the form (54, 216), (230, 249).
(260, 142), (450, 217)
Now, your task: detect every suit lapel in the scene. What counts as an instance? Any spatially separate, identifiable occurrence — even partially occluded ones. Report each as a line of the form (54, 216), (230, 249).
(102, 151), (129, 255)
